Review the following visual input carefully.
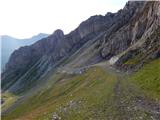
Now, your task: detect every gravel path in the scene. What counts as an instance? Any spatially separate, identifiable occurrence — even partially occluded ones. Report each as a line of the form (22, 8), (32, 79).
(97, 62), (160, 120)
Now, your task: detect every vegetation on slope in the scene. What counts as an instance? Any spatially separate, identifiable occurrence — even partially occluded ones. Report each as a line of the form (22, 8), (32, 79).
(1, 92), (18, 112)
(2, 59), (160, 120)
(2, 67), (117, 120)
(130, 59), (160, 101)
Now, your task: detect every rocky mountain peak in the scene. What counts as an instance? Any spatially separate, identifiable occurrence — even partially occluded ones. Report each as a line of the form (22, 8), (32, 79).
(124, 1), (145, 9)
(52, 29), (64, 38)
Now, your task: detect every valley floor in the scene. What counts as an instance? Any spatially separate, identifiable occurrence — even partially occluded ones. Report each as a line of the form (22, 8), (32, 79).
(2, 60), (160, 120)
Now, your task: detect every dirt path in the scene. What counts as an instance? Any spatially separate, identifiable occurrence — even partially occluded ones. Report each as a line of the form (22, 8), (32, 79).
(2, 62), (160, 120)
(97, 62), (160, 120)
(95, 63), (160, 120)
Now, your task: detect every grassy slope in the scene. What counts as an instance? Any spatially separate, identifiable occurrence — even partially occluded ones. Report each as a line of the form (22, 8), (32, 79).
(2, 67), (117, 120)
(2, 59), (160, 120)
(1, 92), (18, 112)
(130, 59), (160, 101)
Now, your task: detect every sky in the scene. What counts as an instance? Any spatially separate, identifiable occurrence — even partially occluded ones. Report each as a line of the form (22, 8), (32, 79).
(0, 0), (127, 39)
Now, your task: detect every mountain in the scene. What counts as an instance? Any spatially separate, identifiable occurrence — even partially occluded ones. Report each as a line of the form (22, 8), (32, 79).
(1, 1), (160, 120)
(1, 1), (144, 92)
(1, 33), (49, 71)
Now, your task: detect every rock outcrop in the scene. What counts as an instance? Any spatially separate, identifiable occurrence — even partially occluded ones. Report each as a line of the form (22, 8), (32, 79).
(100, 1), (153, 59)
(101, 1), (160, 71)
(1, 33), (49, 71)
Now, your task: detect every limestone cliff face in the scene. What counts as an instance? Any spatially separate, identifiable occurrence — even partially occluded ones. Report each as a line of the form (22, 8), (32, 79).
(99, 1), (160, 71)
(114, 1), (160, 71)
(101, 1), (160, 61)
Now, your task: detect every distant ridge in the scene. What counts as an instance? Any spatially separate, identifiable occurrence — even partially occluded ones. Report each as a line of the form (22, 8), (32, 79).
(1, 33), (49, 71)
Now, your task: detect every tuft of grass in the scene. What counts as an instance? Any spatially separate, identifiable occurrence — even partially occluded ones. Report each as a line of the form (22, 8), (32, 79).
(124, 53), (141, 65)
(124, 57), (139, 65)
(2, 91), (18, 112)
(130, 59), (160, 100)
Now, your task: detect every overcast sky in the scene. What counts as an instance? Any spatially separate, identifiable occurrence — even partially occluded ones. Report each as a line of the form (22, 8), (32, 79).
(0, 0), (127, 39)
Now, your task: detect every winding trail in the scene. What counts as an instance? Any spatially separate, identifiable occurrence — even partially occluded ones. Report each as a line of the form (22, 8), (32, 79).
(2, 61), (160, 120)
(98, 62), (160, 120)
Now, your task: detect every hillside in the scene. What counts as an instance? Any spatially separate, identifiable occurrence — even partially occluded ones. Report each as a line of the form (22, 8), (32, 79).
(1, 1), (160, 120)
(1, 33), (49, 71)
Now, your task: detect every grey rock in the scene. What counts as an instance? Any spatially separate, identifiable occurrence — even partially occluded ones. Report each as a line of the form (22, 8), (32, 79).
(52, 112), (61, 120)
(100, 1), (160, 71)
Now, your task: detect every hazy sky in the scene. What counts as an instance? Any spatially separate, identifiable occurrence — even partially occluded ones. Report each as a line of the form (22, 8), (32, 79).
(0, 0), (127, 38)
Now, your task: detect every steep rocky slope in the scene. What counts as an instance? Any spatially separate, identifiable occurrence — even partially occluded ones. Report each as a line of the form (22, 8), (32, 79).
(1, 33), (49, 71)
(2, 1), (149, 92)
(101, 1), (160, 61)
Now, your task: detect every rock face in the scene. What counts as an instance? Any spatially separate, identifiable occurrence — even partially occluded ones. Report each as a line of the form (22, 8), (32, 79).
(100, 1), (159, 59)
(2, 1), (160, 93)
(1, 33), (49, 71)
(100, 1), (160, 71)
(115, 27), (160, 71)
